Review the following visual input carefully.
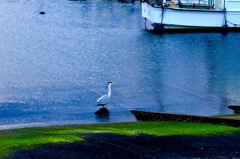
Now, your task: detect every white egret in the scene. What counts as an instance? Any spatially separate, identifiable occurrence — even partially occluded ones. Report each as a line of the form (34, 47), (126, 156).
(96, 81), (113, 107)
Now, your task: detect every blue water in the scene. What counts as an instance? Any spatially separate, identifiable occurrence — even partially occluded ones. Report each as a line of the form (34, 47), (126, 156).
(0, 0), (240, 129)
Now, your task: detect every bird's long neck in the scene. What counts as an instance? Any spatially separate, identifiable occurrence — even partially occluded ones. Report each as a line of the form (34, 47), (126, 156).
(108, 83), (112, 97)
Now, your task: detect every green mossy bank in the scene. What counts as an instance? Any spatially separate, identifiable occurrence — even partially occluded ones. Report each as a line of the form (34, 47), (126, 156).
(1, 121), (240, 158)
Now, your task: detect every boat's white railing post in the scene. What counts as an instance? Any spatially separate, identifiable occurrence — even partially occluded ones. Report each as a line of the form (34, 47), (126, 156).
(208, 0), (211, 7)
(223, 0), (226, 10)
(215, 0), (221, 9)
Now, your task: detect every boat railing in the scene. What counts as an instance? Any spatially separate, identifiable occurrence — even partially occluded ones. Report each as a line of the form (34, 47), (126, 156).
(182, 0), (208, 5)
(144, 0), (208, 7)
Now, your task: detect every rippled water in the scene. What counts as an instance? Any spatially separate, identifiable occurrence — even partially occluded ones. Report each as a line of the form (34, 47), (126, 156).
(0, 0), (240, 129)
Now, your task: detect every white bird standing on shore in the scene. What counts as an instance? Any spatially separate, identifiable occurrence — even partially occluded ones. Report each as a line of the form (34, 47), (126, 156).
(96, 81), (113, 107)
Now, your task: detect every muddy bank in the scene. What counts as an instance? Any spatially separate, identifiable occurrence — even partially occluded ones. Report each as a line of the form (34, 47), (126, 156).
(131, 110), (240, 127)
(6, 133), (240, 159)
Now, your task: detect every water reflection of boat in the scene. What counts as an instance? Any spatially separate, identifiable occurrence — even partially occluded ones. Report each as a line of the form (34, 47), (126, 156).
(141, 0), (240, 31)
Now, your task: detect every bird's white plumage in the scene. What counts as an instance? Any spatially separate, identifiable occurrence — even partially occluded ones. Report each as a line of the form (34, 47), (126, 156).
(96, 95), (110, 106)
(96, 82), (113, 107)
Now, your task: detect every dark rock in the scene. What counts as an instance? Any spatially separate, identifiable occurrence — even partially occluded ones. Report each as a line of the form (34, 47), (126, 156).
(95, 107), (109, 115)
(39, 11), (45, 15)
(228, 105), (240, 114)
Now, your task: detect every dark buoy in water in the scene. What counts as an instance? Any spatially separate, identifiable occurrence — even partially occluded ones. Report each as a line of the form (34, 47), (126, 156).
(39, 11), (45, 15)
(95, 107), (109, 115)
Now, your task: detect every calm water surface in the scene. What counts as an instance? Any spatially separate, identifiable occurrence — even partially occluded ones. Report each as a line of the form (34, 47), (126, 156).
(0, 0), (240, 129)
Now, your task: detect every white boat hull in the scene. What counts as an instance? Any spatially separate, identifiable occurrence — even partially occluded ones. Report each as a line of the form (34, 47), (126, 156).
(142, 2), (240, 31)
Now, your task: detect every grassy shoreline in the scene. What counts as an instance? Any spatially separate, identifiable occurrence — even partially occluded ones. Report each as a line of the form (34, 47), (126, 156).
(1, 121), (240, 158)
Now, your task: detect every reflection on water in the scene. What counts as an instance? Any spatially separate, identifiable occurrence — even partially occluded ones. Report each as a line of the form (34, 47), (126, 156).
(95, 112), (110, 122)
(0, 0), (240, 129)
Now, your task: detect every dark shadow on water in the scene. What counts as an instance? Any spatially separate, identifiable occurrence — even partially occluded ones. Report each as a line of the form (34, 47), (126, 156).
(95, 108), (110, 122)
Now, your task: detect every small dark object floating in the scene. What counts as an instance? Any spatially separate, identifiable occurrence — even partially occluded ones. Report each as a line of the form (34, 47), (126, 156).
(39, 11), (45, 15)
(95, 107), (109, 115)
(228, 105), (240, 114)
